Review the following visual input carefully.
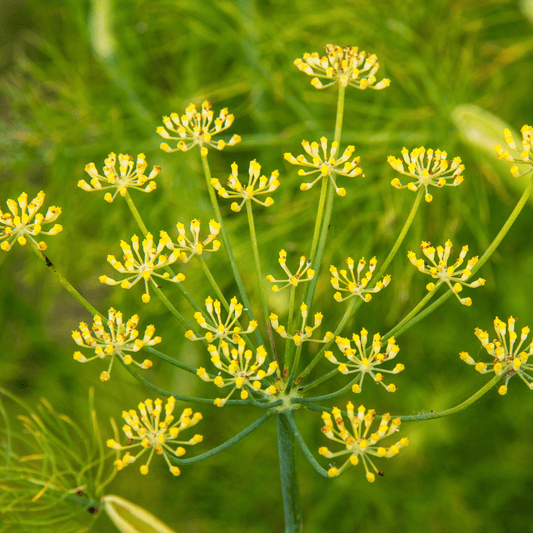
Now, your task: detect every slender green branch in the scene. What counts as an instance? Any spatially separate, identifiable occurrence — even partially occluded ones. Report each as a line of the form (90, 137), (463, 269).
(298, 369), (339, 394)
(172, 410), (274, 464)
(124, 191), (149, 235)
(294, 376), (357, 405)
(197, 256), (229, 309)
(144, 346), (211, 376)
(201, 153), (264, 347)
(393, 374), (502, 422)
(284, 411), (329, 478)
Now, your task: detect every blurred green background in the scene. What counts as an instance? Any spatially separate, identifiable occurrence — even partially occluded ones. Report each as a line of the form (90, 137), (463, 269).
(2, 0), (533, 531)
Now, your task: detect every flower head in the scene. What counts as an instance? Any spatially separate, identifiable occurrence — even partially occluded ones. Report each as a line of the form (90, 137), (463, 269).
(319, 403), (408, 482)
(107, 397), (203, 476)
(388, 147), (464, 202)
(197, 342), (279, 406)
(99, 232), (185, 303)
(494, 126), (533, 178)
(157, 101), (241, 157)
(294, 44), (390, 91)
(0, 191), (62, 251)
(408, 240), (485, 306)
(211, 160), (280, 212)
(269, 304), (334, 347)
(460, 316), (533, 395)
(172, 219), (221, 262)
(80, 153), (160, 203)
(330, 256), (391, 302)
(266, 250), (315, 292)
(325, 330), (403, 393)
(185, 296), (258, 345)
(284, 137), (363, 196)
(72, 308), (159, 382)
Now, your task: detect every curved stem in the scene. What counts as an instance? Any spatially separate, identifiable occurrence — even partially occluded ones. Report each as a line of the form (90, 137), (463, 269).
(201, 153), (264, 347)
(172, 409), (274, 464)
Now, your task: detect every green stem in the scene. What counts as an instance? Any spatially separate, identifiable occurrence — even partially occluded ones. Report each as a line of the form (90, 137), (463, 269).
(197, 256), (229, 309)
(283, 286), (297, 376)
(173, 409), (274, 464)
(394, 374), (502, 422)
(124, 191), (149, 235)
(277, 412), (303, 532)
(298, 369), (338, 394)
(201, 153), (264, 347)
(246, 201), (276, 355)
(144, 346), (211, 376)
(30, 243), (101, 317)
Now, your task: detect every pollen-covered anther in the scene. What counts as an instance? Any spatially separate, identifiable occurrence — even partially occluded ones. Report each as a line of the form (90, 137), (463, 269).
(285, 137), (364, 196)
(294, 45), (390, 91)
(387, 147), (464, 201)
(157, 102), (241, 155)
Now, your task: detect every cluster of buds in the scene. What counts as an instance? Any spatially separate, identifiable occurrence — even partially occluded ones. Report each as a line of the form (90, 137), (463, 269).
(388, 147), (464, 202)
(0, 191), (62, 251)
(157, 101), (241, 156)
(211, 160), (280, 212)
(408, 240), (485, 306)
(325, 330), (403, 393)
(460, 316), (533, 395)
(330, 256), (390, 302)
(107, 397), (203, 476)
(270, 304), (334, 346)
(72, 308), (159, 381)
(197, 342), (279, 406)
(266, 250), (315, 292)
(284, 138), (363, 196)
(100, 232), (185, 303)
(171, 219), (221, 263)
(80, 153), (160, 203)
(185, 296), (257, 345)
(294, 44), (391, 91)
(494, 125), (533, 178)
(319, 403), (408, 482)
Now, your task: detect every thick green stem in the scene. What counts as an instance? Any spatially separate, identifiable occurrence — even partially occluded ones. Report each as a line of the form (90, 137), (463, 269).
(277, 412), (303, 533)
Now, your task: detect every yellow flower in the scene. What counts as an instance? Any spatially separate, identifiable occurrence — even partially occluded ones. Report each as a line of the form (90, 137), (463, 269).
(330, 256), (390, 303)
(72, 308), (159, 381)
(294, 44), (390, 91)
(107, 397), (203, 477)
(284, 137), (363, 196)
(196, 342), (279, 406)
(185, 296), (258, 345)
(269, 304), (334, 347)
(99, 232), (185, 303)
(80, 153), (160, 203)
(319, 403), (408, 481)
(407, 240), (485, 306)
(325, 329), (403, 393)
(460, 316), (533, 395)
(157, 101), (241, 156)
(388, 147), (464, 202)
(172, 219), (222, 262)
(211, 160), (280, 212)
(494, 125), (533, 177)
(0, 191), (62, 251)
(266, 250), (315, 292)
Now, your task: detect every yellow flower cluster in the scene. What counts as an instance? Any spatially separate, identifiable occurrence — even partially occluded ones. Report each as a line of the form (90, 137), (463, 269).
(284, 137), (363, 196)
(80, 153), (160, 203)
(388, 147), (464, 202)
(266, 250), (315, 292)
(211, 160), (280, 212)
(72, 308), (158, 382)
(460, 316), (533, 395)
(100, 232), (185, 303)
(330, 256), (390, 303)
(319, 403), (408, 482)
(0, 191), (62, 251)
(294, 44), (391, 91)
(494, 125), (533, 178)
(185, 296), (258, 345)
(270, 304), (334, 347)
(157, 101), (241, 156)
(107, 397), (203, 476)
(171, 219), (221, 262)
(408, 240), (485, 306)
(197, 342), (279, 406)
(325, 330), (403, 393)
